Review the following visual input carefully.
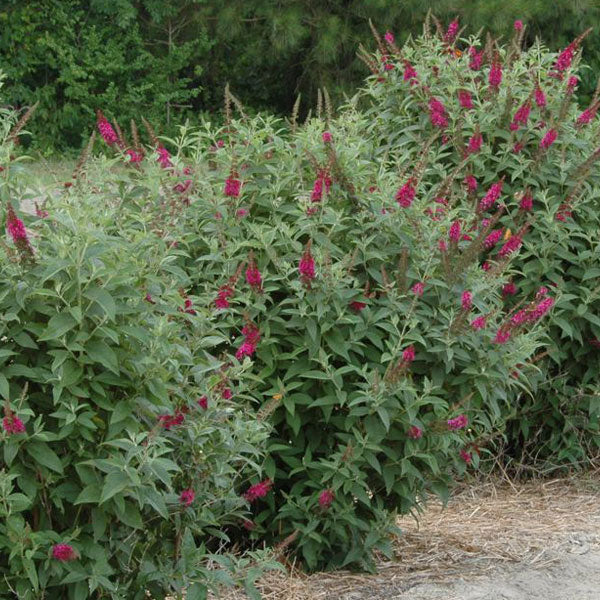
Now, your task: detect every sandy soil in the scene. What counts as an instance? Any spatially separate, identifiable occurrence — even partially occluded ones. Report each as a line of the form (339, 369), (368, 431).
(338, 545), (600, 600)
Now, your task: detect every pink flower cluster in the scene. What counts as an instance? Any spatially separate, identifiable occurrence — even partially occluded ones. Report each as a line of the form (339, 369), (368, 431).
(444, 19), (459, 43)
(403, 61), (418, 82)
(408, 425), (423, 439)
(157, 146), (172, 169)
(449, 220), (461, 242)
(510, 101), (531, 131)
(540, 128), (558, 149)
(535, 86), (547, 107)
(126, 149), (143, 163)
(180, 297), (196, 315)
(471, 315), (487, 330)
(244, 478), (272, 503)
(488, 61), (503, 89)
(235, 323), (261, 361)
(478, 180), (503, 212)
(461, 291), (472, 311)
(96, 110), (118, 145)
(224, 176), (241, 197)
(467, 132), (483, 154)
(158, 411), (185, 430)
(7, 213), (27, 241)
(495, 295), (555, 344)
(484, 229), (503, 249)
(498, 235), (523, 258)
(555, 42), (576, 72)
(464, 175), (478, 192)
(173, 179), (192, 194)
(460, 448), (472, 464)
(469, 47), (483, 70)
(215, 284), (234, 309)
(447, 414), (468, 430)
(349, 300), (367, 312)
(520, 194), (533, 211)
(179, 489), (195, 506)
(245, 258), (262, 292)
(458, 90), (473, 109)
(2, 414), (26, 435)
(52, 544), (76, 562)
(412, 282), (425, 296)
(396, 178), (416, 208)
(299, 244), (316, 284)
(402, 345), (415, 364)
(502, 281), (518, 296)
(429, 97), (449, 129)
(318, 489), (335, 509)
(311, 170), (332, 202)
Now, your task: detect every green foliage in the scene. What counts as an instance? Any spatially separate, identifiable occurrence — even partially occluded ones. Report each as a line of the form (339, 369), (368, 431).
(4, 1), (600, 151)
(0, 0), (210, 151)
(0, 105), (271, 598)
(2, 10), (600, 581)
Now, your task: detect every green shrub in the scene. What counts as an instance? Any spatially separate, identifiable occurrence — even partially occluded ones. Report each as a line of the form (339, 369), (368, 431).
(0, 121), (270, 598)
(108, 105), (551, 569)
(360, 23), (600, 471)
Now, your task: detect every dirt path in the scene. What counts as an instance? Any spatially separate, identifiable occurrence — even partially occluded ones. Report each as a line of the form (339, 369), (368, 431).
(217, 476), (600, 600)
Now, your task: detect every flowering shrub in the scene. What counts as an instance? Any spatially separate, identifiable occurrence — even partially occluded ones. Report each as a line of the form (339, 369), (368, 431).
(0, 116), (270, 597)
(147, 109), (551, 569)
(361, 21), (600, 470)
(3, 15), (599, 580)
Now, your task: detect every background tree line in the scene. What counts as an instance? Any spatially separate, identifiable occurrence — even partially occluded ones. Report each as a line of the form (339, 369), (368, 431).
(1, 0), (600, 152)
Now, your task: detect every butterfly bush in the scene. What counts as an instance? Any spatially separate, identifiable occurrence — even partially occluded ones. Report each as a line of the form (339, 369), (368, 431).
(0, 106), (271, 597)
(364, 21), (600, 471)
(144, 19), (600, 570)
(147, 49), (568, 573)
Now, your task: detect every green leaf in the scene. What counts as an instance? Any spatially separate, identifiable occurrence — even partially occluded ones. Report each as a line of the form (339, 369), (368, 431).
(85, 286), (116, 321)
(0, 373), (9, 400)
(26, 442), (64, 474)
(12, 331), (38, 349)
(110, 400), (132, 424)
(39, 312), (78, 341)
(86, 340), (119, 374)
(8, 493), (32, 512)
(186, 583), (207, 600)
(4, 440), (19, 467)
(99, 471), (131, 504)
(74, 484), (101, 505)
(582, 267), (600, 281)
(117, 501), (143, 529)
(92, 507), (107, 540)
(299, 370), (329, 380)
(23, 558), (39, 591)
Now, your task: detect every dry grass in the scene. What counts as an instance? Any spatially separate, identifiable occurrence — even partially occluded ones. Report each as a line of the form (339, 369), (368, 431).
(211, 473), (600, 600)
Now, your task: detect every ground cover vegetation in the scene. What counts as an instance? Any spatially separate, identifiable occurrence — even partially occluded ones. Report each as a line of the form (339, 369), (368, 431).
(0, 13), (599, 599)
